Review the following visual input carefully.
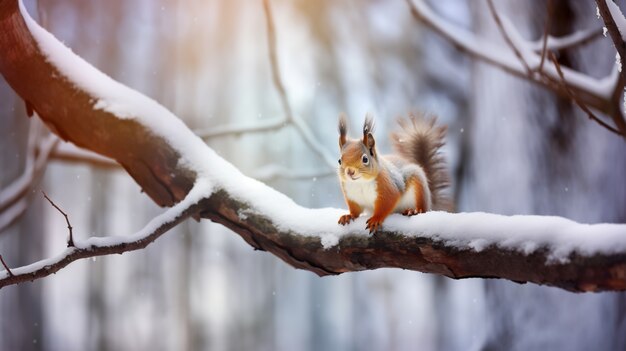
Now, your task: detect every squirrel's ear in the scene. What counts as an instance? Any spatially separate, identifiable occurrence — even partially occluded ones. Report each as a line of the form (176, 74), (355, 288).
(364, 132), (376, 156)
(362, 115), (375, 155)
(339, 113), (348, 148)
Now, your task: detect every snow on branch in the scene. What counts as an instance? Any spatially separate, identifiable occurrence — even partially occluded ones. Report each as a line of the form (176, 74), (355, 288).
(0, 122), (58, 232)
(528, 27), (603, 53)
(596, 0), (626, 135)
(0, 0), (625, 292)
(0, 180), (210, 289)
(407, 0), (626, 137)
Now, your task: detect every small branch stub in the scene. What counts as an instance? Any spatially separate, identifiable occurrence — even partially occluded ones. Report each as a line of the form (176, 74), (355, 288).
(0, 255), (14, 277)
(42, 191), (74, 247)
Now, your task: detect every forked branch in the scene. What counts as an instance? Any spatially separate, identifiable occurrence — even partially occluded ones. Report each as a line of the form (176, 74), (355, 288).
(42, 191), (74, 247)
(407, 0), (626, 137)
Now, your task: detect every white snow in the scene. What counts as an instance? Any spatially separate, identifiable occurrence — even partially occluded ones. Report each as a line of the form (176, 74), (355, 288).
(18, 0), (211, 176)
(605, 0), (626, 41)
(3, 0), (626, 281)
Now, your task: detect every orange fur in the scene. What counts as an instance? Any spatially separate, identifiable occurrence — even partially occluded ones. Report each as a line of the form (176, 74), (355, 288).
(338, 199), (363, 225)
(366, 169), (401, 232)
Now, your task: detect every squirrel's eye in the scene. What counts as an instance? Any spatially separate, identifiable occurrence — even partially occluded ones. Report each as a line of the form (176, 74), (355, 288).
(362, 154), (369, 165)
(338, 158), (342, 165)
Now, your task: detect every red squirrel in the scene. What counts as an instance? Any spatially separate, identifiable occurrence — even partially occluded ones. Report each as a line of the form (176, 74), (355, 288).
(337, 113), (450, 233)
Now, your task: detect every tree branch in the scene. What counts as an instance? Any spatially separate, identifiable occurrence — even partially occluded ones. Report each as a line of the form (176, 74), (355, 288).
(0, 125), (58, 233)
(538, 0), (553, 73)
(406, 0), (625, 137)
(262, 0), (338, 169)
(0, 183), (206, 288)
(0, 123), (57, 213)
(549, 52), (622, 135)
(0, 255), (13, 277)
(529, 27), (603, 52)
(0, 0), (625, 293)
(595, 0), (626, 135)
(42, 191), (74, 247)
(486, 0), (531, 73)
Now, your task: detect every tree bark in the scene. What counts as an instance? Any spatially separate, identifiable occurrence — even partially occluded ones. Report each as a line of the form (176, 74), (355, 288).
(1, 0), (625, 293)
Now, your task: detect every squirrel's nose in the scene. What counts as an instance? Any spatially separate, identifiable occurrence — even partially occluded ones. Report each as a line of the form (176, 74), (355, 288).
(346, 168), (355, 177)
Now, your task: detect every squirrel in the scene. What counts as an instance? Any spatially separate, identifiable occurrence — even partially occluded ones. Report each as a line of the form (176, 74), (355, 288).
(337, 113), (451, 233)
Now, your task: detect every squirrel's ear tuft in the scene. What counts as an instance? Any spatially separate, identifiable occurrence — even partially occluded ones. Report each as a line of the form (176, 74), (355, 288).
(339, 113), (348, 148)
(363, 114), (376, 155)
(363, 114), (375, 137)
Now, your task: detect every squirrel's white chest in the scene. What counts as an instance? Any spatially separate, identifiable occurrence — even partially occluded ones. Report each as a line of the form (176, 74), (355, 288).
(342, 179), (378, 211)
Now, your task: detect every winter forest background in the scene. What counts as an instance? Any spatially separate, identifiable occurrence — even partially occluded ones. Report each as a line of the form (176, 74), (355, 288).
(2, 0), (626, 350)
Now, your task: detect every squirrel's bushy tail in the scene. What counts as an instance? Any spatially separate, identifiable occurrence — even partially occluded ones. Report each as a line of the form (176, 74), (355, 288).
(391, 113), (452, 211)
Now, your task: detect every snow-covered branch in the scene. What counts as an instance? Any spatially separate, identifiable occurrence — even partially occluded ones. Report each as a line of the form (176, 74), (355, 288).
(0, 122), (58, 232)
(0, 0), (626, 292)
(596, 0), (626, 134)
(406, 0), (626, 137)
(528, 27), (603, 53)
(0, 181), (208, 288)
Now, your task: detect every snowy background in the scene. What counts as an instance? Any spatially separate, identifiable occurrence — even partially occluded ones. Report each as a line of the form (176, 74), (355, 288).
(1, 0), (626, 350)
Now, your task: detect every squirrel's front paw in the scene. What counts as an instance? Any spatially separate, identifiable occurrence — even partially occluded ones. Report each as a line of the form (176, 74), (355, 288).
(365, 217), (383, 234)
(402, 208), (423, 216)
(338, 214), (357, 225)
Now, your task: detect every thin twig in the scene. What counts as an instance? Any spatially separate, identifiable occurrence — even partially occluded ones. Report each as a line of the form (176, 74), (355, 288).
(263, 0), (293, 121)
(0, 198), (28, 234)
(253, 165), (335, 181)
(549, 52), (621, 135)
(486, 0), (531, 73)
(195, 116), (287, 139)
(0, 130), (58, 233)
(0, 184), (203, 289)
(42, 191), (74, 247)
(530, 27), (603, 52)
(595, 0), (626, 136)
(0, 255), (13, 277)
(406, 0), (623, 137)
(51, 142), (119, 169)
(538, 0), (553, 73)
(405, 0), (609, 107)
(262, 0), (337, 169)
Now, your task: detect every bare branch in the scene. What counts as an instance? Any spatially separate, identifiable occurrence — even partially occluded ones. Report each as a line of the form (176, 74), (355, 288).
(42, 191), (74, 247)
(0, 181), (207, 288)
(262, 0), (338, 169)
(529, 27), (603, 52)
(253, 165), (335, 181)
(194, 116), (287, 139)
(487, 0), (531, 73)
(406, 0), (625, 137)
(538, 0), (553, 73)
(0, 255), (13, 277)
(549, 52), (622, 135)
(50, 141), (119, 169)
(0, 125), (58, 232)
(595, 0), (626, 135)
(263, 0), (293, 120)
(0, 198), (28, 233)
(0, 121), (41, 212)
